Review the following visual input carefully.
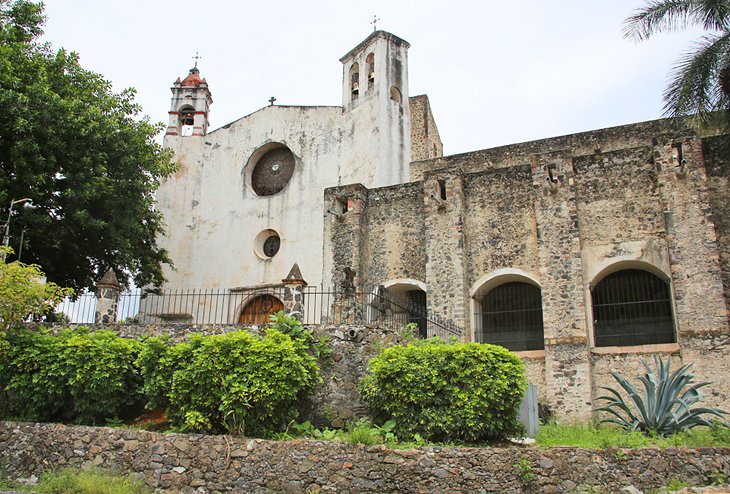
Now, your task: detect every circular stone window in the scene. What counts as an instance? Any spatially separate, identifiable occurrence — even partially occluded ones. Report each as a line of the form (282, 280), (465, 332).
(254, 229), (281, 259)
(250, 146), (295, 196)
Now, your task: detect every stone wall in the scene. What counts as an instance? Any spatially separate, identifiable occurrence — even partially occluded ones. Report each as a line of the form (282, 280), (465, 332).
(409, 94), (442, 162)
(361, 182), (426, 289)
(323, 119), (730, 421)
(704, 135), (730, 318)
(574, 146), (663, 246)
(2, 421), (729, 494)
(463, 165), (539, 289)
(409, 117), (722, 181)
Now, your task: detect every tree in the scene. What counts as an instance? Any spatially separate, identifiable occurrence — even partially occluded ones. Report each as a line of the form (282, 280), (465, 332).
(0, 0), (176, 291)
(0, 247), (72, 332)
(624, 0), (730, 125)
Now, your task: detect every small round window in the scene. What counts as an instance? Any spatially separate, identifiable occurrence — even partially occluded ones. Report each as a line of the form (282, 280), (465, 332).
(263, 234), (280, 257)
(254, 229), (281, 259)
(250, 146), (296, 196)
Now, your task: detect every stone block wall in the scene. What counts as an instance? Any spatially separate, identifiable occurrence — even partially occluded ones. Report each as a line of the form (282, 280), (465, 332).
(463, 165), (539, 287)
(361, 182), (426, 289)
(323, 119), (730, 421)
(409, 94), (442, 162)
(574, 146), (664, 245)
(705, 135), (730, 313)
(2, 421), (729, 493)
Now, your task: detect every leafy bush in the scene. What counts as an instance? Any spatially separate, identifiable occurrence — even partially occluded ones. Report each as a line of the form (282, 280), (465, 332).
(137, 329), (320, 436)
(596, 356), (727, 437)
(359, 339), (527, 443)
(0, 247), (72, 332)
(0, 327), (144, 423)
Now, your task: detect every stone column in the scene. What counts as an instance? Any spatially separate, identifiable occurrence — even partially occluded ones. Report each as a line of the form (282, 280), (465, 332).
(95, 268), (121, 325)
(532, 151), (593, 422)
(322, 184), (369, 324)
(282, 263), (307, 321)
(423, 169), (469, 332)
(654, 136), (730, 410)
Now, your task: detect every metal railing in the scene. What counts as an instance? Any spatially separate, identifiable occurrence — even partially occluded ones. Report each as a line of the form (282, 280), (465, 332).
(57, 286), (464, 338)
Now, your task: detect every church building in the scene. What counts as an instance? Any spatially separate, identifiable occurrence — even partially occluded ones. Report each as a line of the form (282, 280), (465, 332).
(156, 30), (730, 420)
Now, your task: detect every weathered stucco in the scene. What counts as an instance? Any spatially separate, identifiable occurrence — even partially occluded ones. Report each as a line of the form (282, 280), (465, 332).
(158, 31), (414, 292)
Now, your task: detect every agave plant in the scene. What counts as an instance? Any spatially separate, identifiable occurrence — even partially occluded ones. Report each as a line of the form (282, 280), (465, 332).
(596, 356), (727, 436)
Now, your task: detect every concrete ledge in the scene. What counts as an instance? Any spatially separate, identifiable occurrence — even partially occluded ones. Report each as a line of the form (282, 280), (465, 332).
(591, 343), (680, 355)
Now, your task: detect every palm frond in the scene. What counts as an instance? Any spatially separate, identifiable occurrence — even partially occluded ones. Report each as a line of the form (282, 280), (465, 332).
(663, 31), (730, 119)
(624, 0), (699, 41)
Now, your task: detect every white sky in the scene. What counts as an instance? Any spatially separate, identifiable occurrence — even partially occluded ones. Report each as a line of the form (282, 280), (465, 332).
(41, 0), (703, 156)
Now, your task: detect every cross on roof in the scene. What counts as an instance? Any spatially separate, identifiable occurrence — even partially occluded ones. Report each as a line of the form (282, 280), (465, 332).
(371, 15), (380, 32)
(269, 96), (276, 106)
(192, 52), (202, 68)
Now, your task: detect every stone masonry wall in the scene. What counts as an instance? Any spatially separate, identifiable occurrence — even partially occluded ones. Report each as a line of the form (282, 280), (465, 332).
(704, 135), (730, 317)
(408, 94), (442, 162)
(361, 182), (426, 289)
(463, 165), (540, 290)
(574, 146), (664, 246)
(409, 117), (711, 181)
(2, 421), (729, 494)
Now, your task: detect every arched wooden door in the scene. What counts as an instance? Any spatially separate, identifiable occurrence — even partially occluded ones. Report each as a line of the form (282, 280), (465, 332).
(239, 294), (284, 325)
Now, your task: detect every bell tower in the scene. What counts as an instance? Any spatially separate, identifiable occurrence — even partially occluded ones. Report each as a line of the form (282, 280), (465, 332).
(339, 30), (412, 186)
(340, 30), (410, 111)
(165, 66), (213, 138)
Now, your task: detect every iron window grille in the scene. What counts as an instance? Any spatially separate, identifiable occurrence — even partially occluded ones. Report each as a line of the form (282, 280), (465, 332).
(476, 282), (545, 351)
(592, 269), (675, 347)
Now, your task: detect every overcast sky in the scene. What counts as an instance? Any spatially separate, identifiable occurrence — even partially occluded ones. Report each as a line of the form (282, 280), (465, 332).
(41, 0), (703, 156)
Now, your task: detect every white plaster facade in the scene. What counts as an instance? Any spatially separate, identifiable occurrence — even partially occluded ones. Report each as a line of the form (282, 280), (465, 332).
(157, 31), (419, 290)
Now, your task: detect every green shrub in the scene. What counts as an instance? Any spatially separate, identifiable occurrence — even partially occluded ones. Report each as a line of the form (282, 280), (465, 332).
(0, 327), (144, 423)
(0, 247), (73, 333)
(359, 339), (527, 443)
(137, 329), (320, 436)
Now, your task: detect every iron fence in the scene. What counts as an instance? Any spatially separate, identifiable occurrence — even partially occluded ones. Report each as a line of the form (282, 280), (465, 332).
(57, 286), (464, 338)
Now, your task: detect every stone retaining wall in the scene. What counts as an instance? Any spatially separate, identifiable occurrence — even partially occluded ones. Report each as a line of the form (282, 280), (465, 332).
(2, 421), (729, 494)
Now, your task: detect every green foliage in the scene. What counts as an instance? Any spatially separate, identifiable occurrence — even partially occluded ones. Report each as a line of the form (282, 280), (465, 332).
(596, 356), (727, 437)
(343, 418), (398, 445)
(137, 329), (320, 436)
(513, 458), (535, 485)
(709, 468), (729, 485)
(268, 311), (311, 343)
(0, 327), (144, 423)
(280, 418), (399, 445)
(664, 478), (691, 491)
(36, 467), (152, 494)
(395, 322), (420, 343)
(535, 421), (730, 448)
(313, 335), (333, 367)
(359, 339), (527, 443)
(0, 247), (73, 332)
(623, 0), (730, 125)
(0, 1), (176, 291)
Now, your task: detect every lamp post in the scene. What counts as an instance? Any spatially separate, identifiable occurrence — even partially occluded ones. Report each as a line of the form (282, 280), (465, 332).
(2, 198), (34, 262)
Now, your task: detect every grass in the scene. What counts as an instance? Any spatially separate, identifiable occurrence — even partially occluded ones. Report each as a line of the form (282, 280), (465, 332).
(0, 468), (153, 494)
(535, 421), (730, 449)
